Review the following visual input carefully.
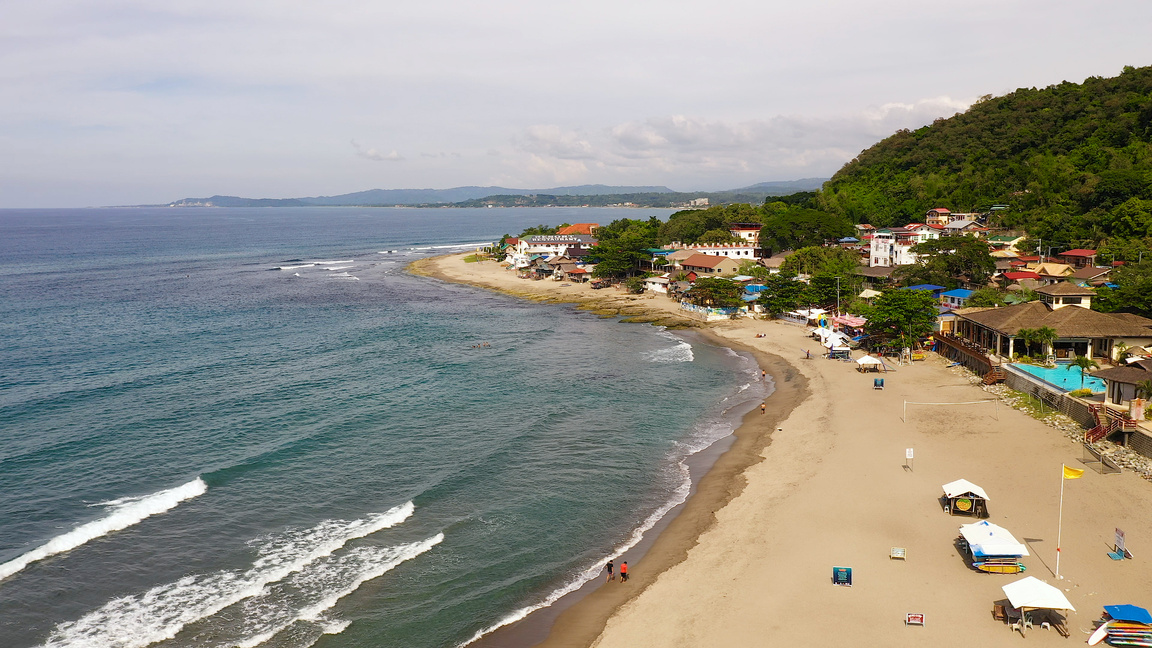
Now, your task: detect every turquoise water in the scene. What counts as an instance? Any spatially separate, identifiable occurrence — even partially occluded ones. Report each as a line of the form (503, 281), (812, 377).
(1012, 362), (1106, 393)
(0, 207), (768, 648)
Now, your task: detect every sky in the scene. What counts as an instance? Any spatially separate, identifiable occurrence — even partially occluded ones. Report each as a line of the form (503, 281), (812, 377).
(2, 0), (1151, 207)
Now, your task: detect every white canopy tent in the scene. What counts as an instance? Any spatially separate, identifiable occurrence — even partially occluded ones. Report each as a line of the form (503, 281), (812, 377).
(1002, 576), (1075, 612)
(943, 479), (990, 501)
(856, 355), (883, 367)
(959, 520), (1028, 557)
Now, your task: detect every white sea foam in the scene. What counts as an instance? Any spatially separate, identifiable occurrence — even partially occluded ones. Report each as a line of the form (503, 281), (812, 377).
(0, 478), (207, 582)
(276, 264), (315, 270)
(229, 533), (443, 648)
(322, 265), (354, 271)
(643, 339), (693, 363)
(308, 260), (353, 265)
(39, 501), (415, 648)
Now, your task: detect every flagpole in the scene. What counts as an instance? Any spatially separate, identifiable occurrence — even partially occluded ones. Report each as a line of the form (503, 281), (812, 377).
(1056, 465), (1065, 579)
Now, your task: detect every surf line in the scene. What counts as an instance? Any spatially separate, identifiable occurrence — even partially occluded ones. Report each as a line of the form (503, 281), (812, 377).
(0, 477), (208, 582)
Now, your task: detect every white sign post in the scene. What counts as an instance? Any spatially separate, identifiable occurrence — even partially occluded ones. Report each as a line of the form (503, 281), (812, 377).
(905, 448), (914, 472)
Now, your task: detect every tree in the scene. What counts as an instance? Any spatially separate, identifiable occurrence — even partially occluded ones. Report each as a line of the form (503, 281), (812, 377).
(683, 277), (743, 308)
(1067, 355), (1099, 389)
(737, 259), (772, 280)
(966, 286), (1007, 308)
(1135, 379), (1152, 400)
(518, 224), (559, 237)
(779, 246), (860, 278)
(756, 274), (805, 316)
(1092, 258), (1152, 318)
(760, 208), (854, 255)
(864, 289), (939, 347)
(698, 228), (741, 244)
(899, 237), (996, 288)
(590, 231), (653, 278)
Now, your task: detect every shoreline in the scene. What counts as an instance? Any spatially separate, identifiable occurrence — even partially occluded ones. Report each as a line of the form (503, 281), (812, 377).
(412, 252), (1152, 648)
(409, 255), (809, 648)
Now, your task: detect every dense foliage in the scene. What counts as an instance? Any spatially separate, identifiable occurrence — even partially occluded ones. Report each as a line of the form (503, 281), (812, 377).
(819, 65), (1152, 257)
(683, 277), (745, 308)
(659, 201), (854, 253)
(862, 289), (940, 346)
(896, 237), (997, 289)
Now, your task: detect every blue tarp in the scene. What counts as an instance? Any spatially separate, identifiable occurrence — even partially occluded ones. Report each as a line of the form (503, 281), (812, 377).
(1104, 604), (1152, 625)
(838, 236), (859, 243)
(905, 284), (947, 292)
(745, 284), (768, 293)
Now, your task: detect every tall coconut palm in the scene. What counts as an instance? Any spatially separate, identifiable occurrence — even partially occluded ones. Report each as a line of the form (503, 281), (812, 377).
(1034, 326), (1058, 360)
(1067, 355), (1099, 389)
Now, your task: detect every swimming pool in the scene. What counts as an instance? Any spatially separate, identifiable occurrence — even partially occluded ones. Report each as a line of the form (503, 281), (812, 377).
(1012, 362), (1106, 393)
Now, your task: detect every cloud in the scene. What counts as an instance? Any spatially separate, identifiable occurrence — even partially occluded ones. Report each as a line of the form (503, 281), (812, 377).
(350, 140), (402, 162)
(505, 97), (974, 187)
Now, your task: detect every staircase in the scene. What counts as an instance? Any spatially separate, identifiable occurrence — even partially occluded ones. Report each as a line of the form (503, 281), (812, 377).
(982, 367), (1006, 385)
(1086, 403), (1137, 443)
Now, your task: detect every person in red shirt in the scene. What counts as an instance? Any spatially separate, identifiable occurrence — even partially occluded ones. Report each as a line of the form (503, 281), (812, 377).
(619, 561), (628, 583)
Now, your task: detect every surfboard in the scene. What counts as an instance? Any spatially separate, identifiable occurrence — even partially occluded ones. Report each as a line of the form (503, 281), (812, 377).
(1088, 621), (1111, 646)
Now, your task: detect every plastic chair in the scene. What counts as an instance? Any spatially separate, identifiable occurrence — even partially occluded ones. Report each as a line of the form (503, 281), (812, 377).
(873, 378), (884, 390)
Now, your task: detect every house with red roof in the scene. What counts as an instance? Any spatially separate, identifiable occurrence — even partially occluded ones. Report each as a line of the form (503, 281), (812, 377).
(556, 223), (599, 236)
(1056, 248), (1097, 269)
(925, 208), (952, 226)
(678, 253), (740, 276)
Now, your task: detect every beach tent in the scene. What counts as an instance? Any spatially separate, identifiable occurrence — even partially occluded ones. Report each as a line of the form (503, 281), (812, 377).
(858, 288), (882, 300)
(960, 520), (1028, 557)
(942, 479), (990, 517)
(856, 355), (884, 372)
(1002, 576), (1075, 612)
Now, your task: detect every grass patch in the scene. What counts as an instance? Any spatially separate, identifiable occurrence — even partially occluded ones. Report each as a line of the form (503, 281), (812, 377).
(462, 254), (484, 263)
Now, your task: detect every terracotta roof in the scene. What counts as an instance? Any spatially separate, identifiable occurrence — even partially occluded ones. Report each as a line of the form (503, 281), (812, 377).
(956, 302), (1152, 338)
(928, 208), (951, 213)
(1035, 282), (1095, 296)
(1058, 249), (1097, 257)
(556, 223), (599, 235)
(680, 253), (731, 269)
(1002, 271), (1041, 280)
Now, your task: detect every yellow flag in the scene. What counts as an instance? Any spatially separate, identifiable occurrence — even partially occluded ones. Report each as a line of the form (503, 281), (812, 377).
(1063, 465), (1085, 480)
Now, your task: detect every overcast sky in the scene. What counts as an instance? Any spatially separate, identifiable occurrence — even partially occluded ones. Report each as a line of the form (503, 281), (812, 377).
(2, 0), (1150, 207)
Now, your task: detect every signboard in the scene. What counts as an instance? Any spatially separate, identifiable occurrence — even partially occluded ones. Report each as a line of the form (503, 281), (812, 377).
(832, 566), (853, 586)
(1116, 528), (1126, 553)
(905, 613), (925, 626)
(906, 448), (914, 459)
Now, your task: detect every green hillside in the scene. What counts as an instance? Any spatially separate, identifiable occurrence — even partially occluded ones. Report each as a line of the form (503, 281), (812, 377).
(819, 65), (1152, 253)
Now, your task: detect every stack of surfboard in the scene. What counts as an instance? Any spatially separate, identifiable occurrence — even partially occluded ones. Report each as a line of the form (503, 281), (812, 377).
(1104, 622), (1152, 647)
(1088, 605), (1152, 647)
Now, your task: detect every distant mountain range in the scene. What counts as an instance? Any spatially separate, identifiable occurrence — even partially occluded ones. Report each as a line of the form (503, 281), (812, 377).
(164, 179), (827, 208)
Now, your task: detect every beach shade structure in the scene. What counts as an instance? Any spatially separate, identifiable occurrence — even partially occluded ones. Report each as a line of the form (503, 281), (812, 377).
(856, 354), (884, 373)
(941, 479), (990, 517)
(959, 520), (1028, 573)
(1000, 577), (1075, 637)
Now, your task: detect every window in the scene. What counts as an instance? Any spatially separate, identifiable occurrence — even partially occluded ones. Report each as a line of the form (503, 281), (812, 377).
(1064, 297), (1082, 305)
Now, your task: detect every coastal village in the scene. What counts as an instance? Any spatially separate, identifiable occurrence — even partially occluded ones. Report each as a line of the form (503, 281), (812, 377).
(434, 206), (1152, 646)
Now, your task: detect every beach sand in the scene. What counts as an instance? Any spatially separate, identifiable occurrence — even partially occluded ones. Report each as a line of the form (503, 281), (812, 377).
(413, 254), (1152, 647)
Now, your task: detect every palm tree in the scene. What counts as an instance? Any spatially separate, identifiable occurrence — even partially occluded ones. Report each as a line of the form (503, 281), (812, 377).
(1016, 328), (1038, 358)
(1114, 341), (1131, 363)
(1034, 326), (1058, 360)
(1136, 380), (1152, 401)
(1067, 355), (1099, 389)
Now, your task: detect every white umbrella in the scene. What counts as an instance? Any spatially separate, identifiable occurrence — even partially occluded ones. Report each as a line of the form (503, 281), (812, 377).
(856, 355), (883, 366)
(942, 478), (990, 501)
(1002, 576), (1075, 611)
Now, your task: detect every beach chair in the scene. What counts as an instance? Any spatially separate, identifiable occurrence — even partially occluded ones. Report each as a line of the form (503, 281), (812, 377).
(873, 378), (884, 390)
(890, 547), (906, 560)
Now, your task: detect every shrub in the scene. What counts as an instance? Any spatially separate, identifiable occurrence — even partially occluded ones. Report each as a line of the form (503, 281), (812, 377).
(1067, 388), (1092, 398)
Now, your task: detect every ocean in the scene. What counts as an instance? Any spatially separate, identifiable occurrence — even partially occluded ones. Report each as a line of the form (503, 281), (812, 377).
(0, 207), (768, 648)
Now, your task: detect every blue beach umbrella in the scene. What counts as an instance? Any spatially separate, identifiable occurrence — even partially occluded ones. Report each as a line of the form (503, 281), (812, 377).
(1104, 604), (1152, 625)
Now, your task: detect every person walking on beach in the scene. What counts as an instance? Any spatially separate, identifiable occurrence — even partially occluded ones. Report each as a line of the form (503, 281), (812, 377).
(619, 561), (628, 583)
(760, 402), (766, 415)
(605, 560), (614, 582)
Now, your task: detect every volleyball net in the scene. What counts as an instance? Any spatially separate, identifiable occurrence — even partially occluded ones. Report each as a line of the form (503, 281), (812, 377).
(902, 399), (999, 423)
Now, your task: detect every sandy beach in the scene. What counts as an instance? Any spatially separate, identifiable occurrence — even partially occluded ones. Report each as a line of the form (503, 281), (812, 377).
(413, 254), (1152, 647)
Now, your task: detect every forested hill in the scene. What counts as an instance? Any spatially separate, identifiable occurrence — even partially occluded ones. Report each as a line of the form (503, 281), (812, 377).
(819, 65), (1152, 250)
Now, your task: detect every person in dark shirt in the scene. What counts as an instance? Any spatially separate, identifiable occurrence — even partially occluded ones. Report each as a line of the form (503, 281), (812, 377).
(605, 560), (614, 582)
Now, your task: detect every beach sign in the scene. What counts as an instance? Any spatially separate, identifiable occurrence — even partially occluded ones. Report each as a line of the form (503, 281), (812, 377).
(832, 566), (852, 586)
(905, 613), (925, 626)
(905, 448), (914, 471)
(1116, 528), (1126, 553)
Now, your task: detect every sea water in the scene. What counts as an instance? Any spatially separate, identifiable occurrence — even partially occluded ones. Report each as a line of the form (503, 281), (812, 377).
(0, 207), (768, 648)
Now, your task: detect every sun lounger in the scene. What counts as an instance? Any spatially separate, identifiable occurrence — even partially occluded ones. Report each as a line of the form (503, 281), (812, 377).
(874, 378), (884, 389)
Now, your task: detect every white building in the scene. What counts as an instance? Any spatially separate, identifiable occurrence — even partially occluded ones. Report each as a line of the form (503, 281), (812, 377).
(868, 224), (940, 267)
(664, 242), (759, 261)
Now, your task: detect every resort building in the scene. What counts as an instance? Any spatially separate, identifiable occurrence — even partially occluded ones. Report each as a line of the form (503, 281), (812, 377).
(728, 223), (762, 246)
(940, 289), (974, 309)
(515, 234), (597, 257)
(924, 208), (952, 226)
(664, 242), (760, 260)
(947, 284), (1152, 362)
(1056, 248), (1098, 269)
